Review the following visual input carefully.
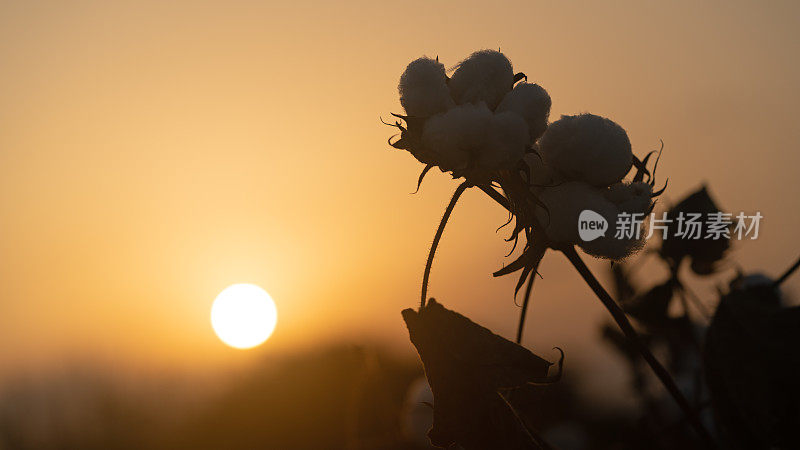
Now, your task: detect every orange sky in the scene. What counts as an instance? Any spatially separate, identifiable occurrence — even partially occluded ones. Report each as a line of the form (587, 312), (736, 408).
(1, 0), (799, 401)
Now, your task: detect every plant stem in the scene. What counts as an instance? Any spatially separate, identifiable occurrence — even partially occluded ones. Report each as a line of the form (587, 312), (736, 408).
(516, 243), (546, 344)
(421, 182), (469, 309)
(774, 254), (800, 287)
(516, 273), (536, 344)
(478, 184), (510, 209)
(561, 246), (717, 449)
(497, 390), (555, 450)
(477, 184), (716, 446)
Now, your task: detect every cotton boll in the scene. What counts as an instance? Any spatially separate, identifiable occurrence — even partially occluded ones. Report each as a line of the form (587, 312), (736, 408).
(399, 57), (455, 117)
(421, 103), (493, 172)
(449, 50), (514, 110)
(606, 182), (653, 213)
(583, 182), (651, 259)
(536, 181), (645, 260)
(539, 114), (633, 187)
(496, 83), (551, 142)
(477, 111), (529, 171)
(581, 225), (645, 261)
(536, 181), (616, 245)
(740, 274), (775, 289)
(605, 182), (634, 204)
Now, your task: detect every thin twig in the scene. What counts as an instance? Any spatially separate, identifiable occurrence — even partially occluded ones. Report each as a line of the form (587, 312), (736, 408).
(517, 272), (536, 344)
(516, 245), (546, 343)
(561, 247), (717, 449)
(478, 184), (510, 210)
(774, 254), (800, 287)
(421, 182), (469, 309)
(496, 390), (556, 450)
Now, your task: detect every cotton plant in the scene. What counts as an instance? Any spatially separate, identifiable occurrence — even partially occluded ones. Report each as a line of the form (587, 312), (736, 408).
(704, 262), (800, 450)
(390, 52), (663, 267)
(385, 49), (721, 449)
(388, 49), (666, 303)
(601, 227), (800, 449)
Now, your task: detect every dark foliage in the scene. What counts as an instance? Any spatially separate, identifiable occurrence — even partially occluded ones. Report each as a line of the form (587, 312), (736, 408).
(403, 299), (557, 449)
(704, 280), (800, 449)
(659, 186), (730, 275)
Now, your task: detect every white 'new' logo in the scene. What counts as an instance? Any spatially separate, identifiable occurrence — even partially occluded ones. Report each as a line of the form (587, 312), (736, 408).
(578, 210), (608, 241)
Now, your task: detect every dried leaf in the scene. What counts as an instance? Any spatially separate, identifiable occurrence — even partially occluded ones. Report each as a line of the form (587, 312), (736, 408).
(402, 299), (556, 449)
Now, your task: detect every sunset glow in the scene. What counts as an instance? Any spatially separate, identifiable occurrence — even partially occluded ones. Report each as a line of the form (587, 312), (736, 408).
(211, 284), (277, 349)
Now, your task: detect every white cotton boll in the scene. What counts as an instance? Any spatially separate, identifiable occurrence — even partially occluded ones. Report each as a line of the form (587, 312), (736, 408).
(605, 182), (635, 204)
(536, 181), (616, 245)
(581, 225), (645, 261)
(448, 50), (514, 110)
(741, 274), (775, 288)
(538, 114), (633, 187)
(398, 57), (455, 117)
(477, 111), (529, 171)
(606, 182), (653, 213)
(421, 103), (493, 172)
(536, 181), (645, 260)
(583, 181), (652, 259)
(496, 82), (551, 142)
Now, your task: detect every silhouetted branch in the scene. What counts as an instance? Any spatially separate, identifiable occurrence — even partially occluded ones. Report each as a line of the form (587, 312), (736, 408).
(517, 272), (536, 344)
(478, 184), (510, 210)
(561, 246), (717, 449)
(421, 182), (469, 309)
(516, 241), (547, 343)
(774, 254), (800, 287)
(477, 185), (716, 447)
(497, 390), (556, 450)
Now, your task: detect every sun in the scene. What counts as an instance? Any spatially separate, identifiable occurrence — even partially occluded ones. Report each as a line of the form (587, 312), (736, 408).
(211, 283), (278, 349)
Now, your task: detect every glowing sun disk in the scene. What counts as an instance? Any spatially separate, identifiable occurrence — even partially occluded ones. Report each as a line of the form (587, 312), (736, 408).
(211, 283), (277, 349)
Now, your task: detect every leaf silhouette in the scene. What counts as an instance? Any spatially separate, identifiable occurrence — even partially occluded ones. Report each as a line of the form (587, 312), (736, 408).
(622, 279), (677, 330)
(402, 299), (558, 449)
(660, 186), (730, 274)
(704, 283), (800, 449)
